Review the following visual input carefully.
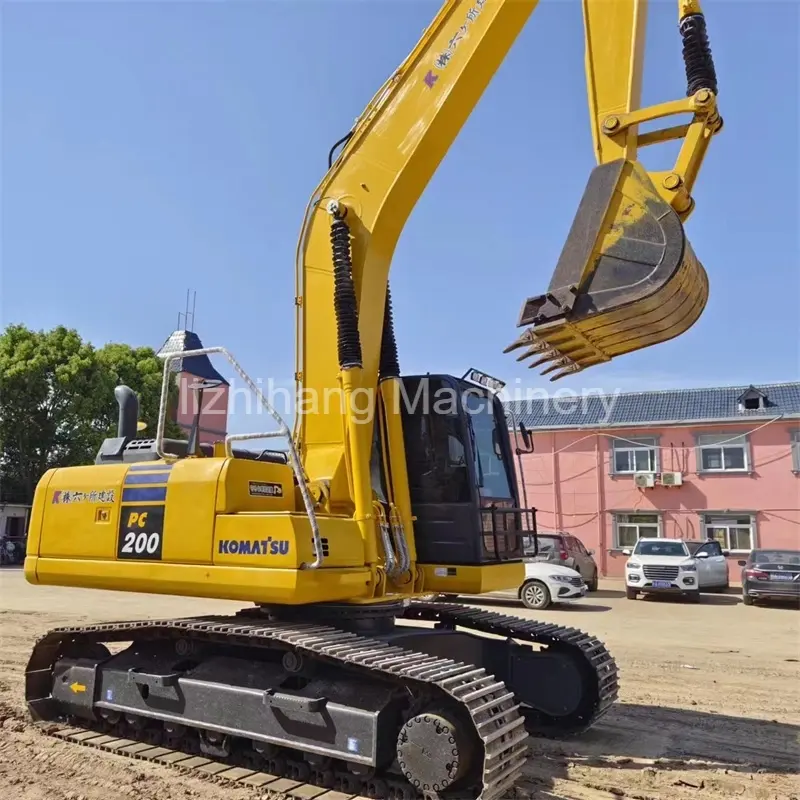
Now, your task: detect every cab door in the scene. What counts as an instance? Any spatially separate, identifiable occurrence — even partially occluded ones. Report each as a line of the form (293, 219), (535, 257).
(695, 542), (728, 589)
(571, 537), (594, 582)
(697, 540), (728, 587)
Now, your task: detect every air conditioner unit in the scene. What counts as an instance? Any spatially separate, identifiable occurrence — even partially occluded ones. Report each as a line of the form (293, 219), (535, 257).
(634, 473), (655, 488)
(659, 471), (683, 486)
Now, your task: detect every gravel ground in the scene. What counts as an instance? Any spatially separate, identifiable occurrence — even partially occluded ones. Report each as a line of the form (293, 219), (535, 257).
(1, 569), (798, 800)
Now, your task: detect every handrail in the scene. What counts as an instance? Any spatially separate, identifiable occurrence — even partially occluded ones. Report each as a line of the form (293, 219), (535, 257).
(156, 346), (324, 570)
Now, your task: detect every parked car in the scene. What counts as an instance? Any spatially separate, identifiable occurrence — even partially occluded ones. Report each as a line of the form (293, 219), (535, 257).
(522, 531), (599, 591)
(518, 561), (587, 610)
(623, 538), (729, 602)
(685, 539), (730, 591)
(738, 549), (800, 606)
(435, 561), (587, 611)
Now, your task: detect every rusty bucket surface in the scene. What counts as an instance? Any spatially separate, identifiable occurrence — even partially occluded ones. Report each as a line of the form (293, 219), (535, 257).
(507, 159), (709, 380)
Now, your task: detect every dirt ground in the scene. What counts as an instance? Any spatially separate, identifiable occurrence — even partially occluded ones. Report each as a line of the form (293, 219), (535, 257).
(1, 568), (798, 800)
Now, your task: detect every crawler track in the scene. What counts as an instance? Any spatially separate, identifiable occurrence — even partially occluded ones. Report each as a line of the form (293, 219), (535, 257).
(25, 603), (618, 799)
(45, 724), (378, 796)
(401, 602), (619, 736)
(27, 613), (529, 800)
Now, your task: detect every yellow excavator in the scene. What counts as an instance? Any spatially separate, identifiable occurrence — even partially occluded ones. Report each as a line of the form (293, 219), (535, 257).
(23, 1), (722, 797)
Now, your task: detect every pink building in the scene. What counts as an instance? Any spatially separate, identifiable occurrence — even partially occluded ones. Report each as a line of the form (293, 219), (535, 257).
(157, 329), (229, 447)
(506, 383), (800, 579)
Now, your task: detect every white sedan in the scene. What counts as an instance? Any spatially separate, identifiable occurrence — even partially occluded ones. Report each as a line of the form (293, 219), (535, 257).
(431, 563), (588, 610)
(518, 561), (587, 610)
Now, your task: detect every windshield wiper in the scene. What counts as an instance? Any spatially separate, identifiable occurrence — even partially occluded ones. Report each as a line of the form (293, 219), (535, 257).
(467, 415), (484, 488)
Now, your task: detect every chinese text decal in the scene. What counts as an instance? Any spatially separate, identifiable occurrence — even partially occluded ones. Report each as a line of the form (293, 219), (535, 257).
(53, 489), (116, 505)
(435, 0), (486, 72)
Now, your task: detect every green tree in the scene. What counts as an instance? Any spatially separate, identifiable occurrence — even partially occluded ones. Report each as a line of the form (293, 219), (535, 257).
(0, 324), (182, 503)
(95, 342), (182, 440)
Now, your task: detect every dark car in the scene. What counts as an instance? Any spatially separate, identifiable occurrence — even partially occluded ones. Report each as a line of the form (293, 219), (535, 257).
(738, 549), (800, 606)
(522, 530), (599, 591)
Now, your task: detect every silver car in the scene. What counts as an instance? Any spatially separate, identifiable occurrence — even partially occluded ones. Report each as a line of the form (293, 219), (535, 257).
(523, 531), (599, 591)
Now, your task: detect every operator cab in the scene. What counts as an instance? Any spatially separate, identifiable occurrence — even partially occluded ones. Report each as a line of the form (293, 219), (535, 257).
(374, 375), (533, 567)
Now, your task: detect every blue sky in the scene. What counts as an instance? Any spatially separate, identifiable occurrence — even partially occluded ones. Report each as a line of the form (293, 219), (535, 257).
(3, 0), (798, 435)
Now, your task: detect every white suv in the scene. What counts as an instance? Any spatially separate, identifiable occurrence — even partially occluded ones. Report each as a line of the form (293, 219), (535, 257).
(624, 538), (710, 602)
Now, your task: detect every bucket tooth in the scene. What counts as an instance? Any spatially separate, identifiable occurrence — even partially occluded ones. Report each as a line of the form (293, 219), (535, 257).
(550, 363), (583, 382)
(506, 158), (709, 375)
(526, 351), (561, 370)
(540, 357), (573, 377)
(503, 330), (537, 354)
(514, 341), (551, 361)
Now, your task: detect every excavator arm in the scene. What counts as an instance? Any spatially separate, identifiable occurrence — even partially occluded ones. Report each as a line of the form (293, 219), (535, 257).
(294, 0), (721, 521)
(508, 0), (722, 378)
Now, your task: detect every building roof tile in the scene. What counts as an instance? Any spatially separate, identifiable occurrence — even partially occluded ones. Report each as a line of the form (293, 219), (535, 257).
(504, 382), (800, 430)
(156, 330), (229, 386)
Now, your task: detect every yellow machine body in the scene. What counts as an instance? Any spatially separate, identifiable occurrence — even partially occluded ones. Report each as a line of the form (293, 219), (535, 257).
(25, 0), (722, 608)
(25, 459), (365, 604)
(25, 458), (520, 602)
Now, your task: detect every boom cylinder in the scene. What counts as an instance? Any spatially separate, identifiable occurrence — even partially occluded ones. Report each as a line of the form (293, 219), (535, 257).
(329, 207), (379, 571)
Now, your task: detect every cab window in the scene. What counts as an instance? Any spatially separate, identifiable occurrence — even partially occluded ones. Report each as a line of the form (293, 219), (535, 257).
(462, 389), (513, 501)
(369, 419), (388, 504)
(401, 378), (471, 505)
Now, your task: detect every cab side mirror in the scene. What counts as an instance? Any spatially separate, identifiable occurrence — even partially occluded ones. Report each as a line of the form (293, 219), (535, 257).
(588, 548), (595, 556)
(722, 550), (730, 556)
(519, 423), (533, 453)
(696, 551), (709, 559)
(622, 548), (632, 556)
(737, 560), (747, 567)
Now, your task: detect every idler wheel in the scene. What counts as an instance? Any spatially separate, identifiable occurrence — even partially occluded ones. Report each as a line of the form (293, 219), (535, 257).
(396, 709), (475, 794)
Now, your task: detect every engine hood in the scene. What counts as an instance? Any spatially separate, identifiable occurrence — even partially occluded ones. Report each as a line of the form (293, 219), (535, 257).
(525, 562), (582, 578)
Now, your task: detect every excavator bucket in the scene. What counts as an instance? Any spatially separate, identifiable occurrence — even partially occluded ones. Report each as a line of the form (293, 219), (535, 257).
(506, 158), (708, 380)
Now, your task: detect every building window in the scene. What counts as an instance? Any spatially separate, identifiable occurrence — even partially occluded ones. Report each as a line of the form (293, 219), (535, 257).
(703, 514), (755, 552)
(696, 433), (750, 472)
(791, 431), (800, 473)
(610, 437), (658, 474)
(737, 386), (768, 413)
(612, 512), (661, 549)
